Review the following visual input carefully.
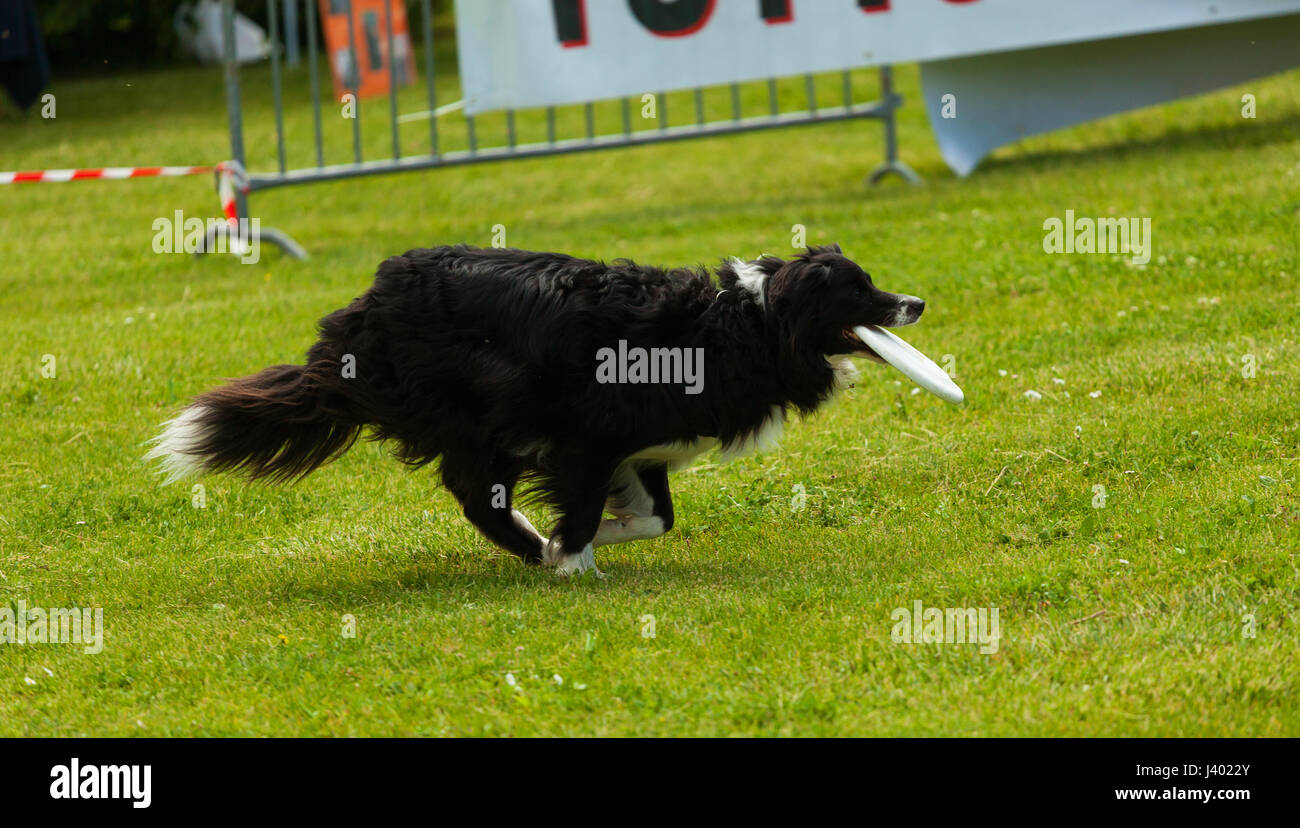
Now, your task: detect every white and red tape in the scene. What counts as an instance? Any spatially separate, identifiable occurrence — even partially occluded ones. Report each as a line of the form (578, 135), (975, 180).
(1, 161), (250, 227)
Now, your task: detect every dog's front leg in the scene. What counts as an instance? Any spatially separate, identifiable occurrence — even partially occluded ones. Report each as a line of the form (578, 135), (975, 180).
(543, 469), (613, 578)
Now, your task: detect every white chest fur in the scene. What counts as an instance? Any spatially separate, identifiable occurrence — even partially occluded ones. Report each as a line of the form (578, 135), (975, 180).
(628, 404), (786, 470)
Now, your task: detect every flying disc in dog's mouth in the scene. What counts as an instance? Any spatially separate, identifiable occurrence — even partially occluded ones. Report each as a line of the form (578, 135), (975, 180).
(847, 325), (964, 404)
(843, 328), (886, 363)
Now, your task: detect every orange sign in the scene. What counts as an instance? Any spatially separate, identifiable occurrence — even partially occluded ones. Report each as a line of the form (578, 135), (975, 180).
(318, 0), (415, 100)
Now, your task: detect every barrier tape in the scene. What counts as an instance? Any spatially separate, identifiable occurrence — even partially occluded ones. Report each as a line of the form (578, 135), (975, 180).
(0, 165), (212, 184)
(213, 161), (250, 225)
(1, 160), (250, 229)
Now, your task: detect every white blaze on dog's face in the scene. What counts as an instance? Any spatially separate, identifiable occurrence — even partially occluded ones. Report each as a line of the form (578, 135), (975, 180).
(763, 244), (925, 363)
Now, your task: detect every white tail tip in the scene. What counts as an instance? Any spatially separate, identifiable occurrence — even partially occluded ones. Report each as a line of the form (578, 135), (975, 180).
(143, 405), (214, 485)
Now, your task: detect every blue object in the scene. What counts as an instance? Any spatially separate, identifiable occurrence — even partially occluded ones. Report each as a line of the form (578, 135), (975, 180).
(0, 0), (50, 112)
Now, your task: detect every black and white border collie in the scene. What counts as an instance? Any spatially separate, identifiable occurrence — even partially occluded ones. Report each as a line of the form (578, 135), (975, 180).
(148, 244), (924, 576)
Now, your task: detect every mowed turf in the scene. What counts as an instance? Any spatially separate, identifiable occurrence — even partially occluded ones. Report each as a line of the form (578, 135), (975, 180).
(1, 52), (1297, 736)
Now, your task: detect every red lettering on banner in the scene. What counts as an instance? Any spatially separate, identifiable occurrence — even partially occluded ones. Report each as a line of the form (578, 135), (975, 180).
(552, 0), (589, 48)
(761, 1), (794, 25)
(555, 0), (981, 47)
(629, 0), (718, 38)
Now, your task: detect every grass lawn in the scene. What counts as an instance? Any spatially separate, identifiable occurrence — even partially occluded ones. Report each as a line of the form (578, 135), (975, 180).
(1, 51), (1297, 737)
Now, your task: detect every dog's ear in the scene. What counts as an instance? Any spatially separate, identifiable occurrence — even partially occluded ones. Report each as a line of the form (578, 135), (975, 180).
(806, 242), (843, 257)
(765, 258), (837, 383)
(767, 256), (828, 307)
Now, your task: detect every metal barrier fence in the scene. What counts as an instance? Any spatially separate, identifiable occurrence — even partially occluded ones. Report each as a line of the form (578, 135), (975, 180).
(218, 0), (920, 256)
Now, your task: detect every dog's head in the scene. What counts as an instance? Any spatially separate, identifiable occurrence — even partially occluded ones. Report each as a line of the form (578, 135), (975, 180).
(737, 243), (924, 364)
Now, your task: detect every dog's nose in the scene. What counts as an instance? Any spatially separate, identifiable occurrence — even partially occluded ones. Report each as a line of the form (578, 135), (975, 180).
(888, 295), (925, 327)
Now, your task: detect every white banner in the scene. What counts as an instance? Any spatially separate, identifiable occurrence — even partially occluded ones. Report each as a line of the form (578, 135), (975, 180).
(454, 0), (1300, 115)
(920, 13), (1300, 175)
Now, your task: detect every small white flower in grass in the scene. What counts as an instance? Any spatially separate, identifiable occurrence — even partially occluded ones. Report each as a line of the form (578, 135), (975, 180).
(124, 316), (134, 324)
(997, 369), (1008, 377)
(1075, 425), (1083, 435)
(505, 673), (517, 687)
(1117, 559), (1130, 565)
(212, 603), (226, 610)
(136, 720), (146, 729)
(910, 387), (921, 396)
(553, 674), (563, 685)
(1052, 377), (1065, 385)
(1023, 390), (1042, 400)
(574, 683), (588, 690)
(1175, 547), (1187, 554)
(1089, 390), (1102, 399)
(24, 676), (36, 686)
(43, 666), (53, 677)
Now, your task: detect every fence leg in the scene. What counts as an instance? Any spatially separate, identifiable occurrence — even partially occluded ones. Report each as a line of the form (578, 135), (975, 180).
(284, 0), (300, 68)
(202, 0), (307, 261)
(868, 65), (921, 185)
(221, 0), (250, 220)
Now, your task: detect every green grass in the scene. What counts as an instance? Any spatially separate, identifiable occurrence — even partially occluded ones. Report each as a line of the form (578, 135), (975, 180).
(1, 55), (1298, 736)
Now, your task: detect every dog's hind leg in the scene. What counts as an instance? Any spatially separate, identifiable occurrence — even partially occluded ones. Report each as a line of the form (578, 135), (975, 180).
(594, 463), (674, 547)
(441, 452), (545, 564)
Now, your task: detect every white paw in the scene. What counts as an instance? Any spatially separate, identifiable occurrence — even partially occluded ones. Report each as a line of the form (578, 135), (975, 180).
(542, 536), (565, 566)
(551, 542), (603, 578)
(593, 515), (666, 547)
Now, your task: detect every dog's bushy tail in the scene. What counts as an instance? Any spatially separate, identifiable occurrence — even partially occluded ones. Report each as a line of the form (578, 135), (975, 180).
(148, 294), (378, 484)
(146, 359), (365, 484)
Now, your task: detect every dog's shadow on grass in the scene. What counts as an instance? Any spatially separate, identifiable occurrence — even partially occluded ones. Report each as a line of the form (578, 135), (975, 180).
(980, 110), (1300, 177)
(273, 554), (765, 610)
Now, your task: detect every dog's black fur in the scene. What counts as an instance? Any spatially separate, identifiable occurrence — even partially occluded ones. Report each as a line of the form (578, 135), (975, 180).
(150, 243), (924, 572)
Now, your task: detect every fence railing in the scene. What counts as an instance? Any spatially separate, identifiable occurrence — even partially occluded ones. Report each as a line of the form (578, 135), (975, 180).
(219, 0), (920, 255)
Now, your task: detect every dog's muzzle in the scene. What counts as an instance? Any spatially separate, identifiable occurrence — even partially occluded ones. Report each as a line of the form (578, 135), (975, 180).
(887, 295), (926, 328)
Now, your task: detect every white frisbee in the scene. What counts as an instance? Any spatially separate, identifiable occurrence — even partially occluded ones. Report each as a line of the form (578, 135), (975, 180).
(853, 325), (964, 404)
